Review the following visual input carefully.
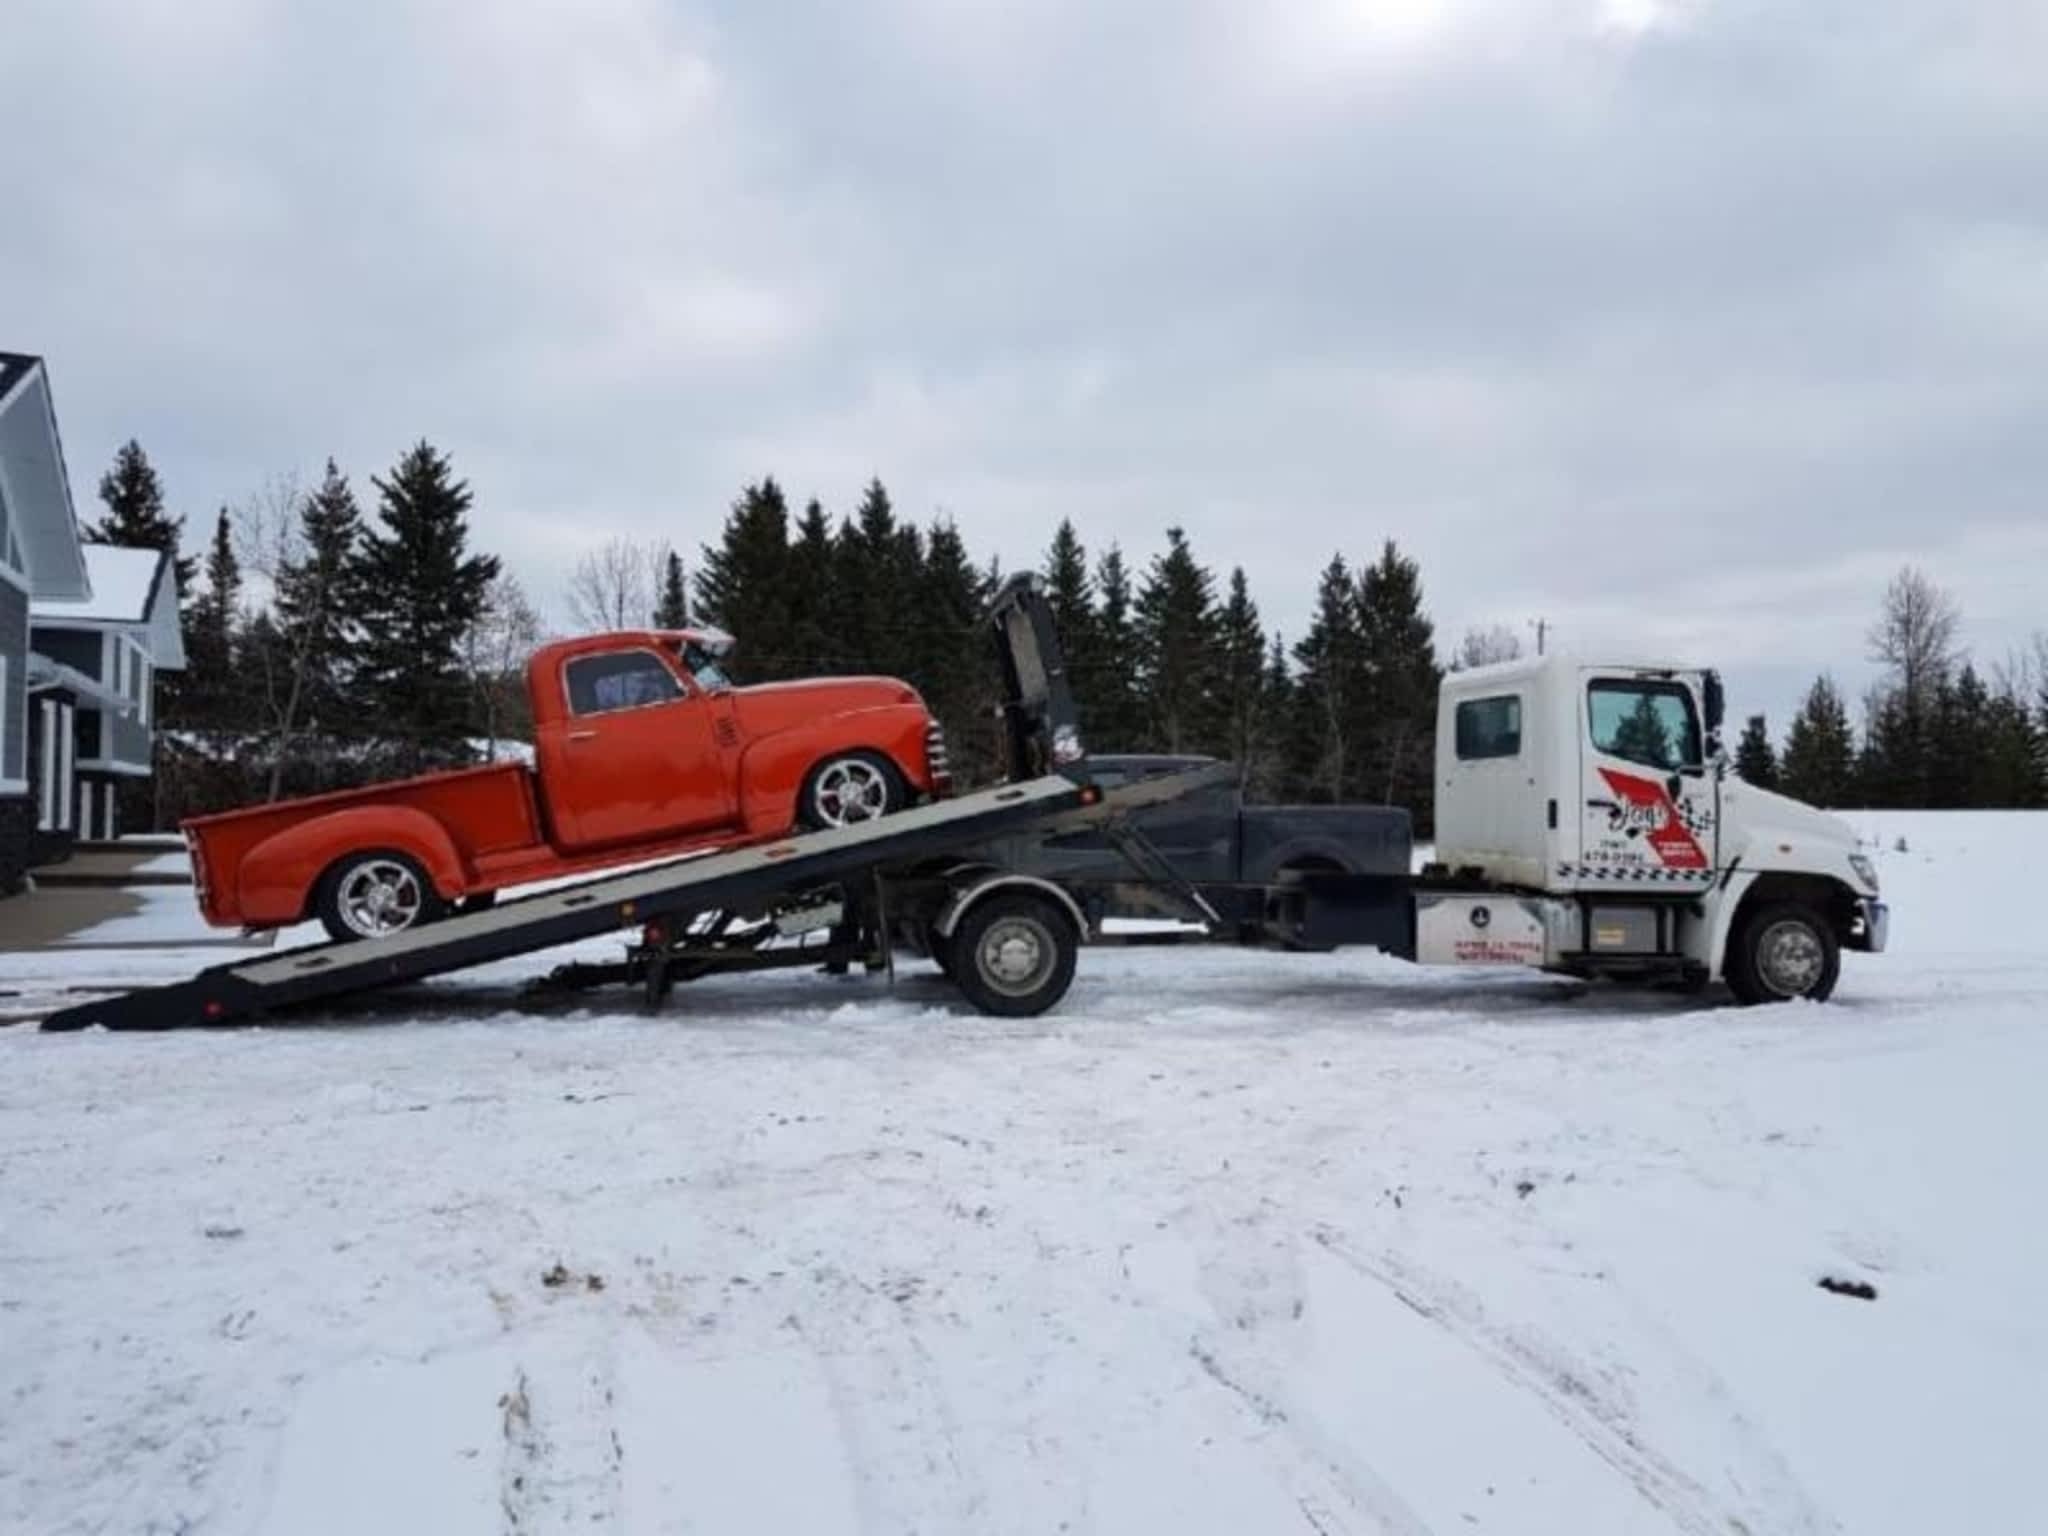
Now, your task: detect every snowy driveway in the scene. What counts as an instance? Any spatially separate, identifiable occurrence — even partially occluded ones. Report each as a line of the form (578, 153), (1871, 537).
(1, 815), (2042, 1535)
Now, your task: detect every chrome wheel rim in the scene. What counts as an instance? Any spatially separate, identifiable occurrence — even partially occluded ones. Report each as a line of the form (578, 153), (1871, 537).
(813, 760), (889, 826)
(1757, 918), (1825, 997)
(336, 859), (426, 938)
(978, 915), (1055, 998)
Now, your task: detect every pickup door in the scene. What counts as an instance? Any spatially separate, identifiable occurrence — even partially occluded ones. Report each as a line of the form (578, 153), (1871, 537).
(535, 645), (733, 850)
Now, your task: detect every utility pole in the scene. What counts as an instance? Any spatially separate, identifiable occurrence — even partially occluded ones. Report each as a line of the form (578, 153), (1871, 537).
(1529, 618), (1548, 657)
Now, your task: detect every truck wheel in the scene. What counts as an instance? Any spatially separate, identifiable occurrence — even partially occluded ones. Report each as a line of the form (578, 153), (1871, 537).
(1725, 901), (1840, 1005)
(316, 851), (447, 943)
(949, 893), (1078, 1018)
(798, 751), (906, 831)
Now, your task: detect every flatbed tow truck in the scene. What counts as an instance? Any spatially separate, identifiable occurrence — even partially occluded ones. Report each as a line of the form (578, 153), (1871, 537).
(41, 571), (1888, 1033)
(41, 578), (1225, 1032)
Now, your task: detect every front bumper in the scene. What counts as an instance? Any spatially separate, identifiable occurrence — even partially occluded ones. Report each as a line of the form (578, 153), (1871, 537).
(1852, 898), (1889, 954)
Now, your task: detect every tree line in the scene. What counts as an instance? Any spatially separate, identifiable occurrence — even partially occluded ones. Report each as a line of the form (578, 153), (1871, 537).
(82, 440), (2048, 829)
(1733, 568), (2047, 810)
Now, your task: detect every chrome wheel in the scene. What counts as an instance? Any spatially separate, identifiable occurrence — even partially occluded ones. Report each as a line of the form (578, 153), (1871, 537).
(976, 914), (1057, 999)
(811, 758), (892, 827)
(1756, 917), (1826, 997)
(335, 858), (427, 938)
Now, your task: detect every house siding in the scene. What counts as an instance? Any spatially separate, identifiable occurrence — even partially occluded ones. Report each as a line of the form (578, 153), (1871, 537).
(1, 579), (26, 785)
(90, 699), (150, 769)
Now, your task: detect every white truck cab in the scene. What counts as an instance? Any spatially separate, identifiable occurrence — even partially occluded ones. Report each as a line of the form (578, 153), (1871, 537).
(1425, 656), (1887, 1002)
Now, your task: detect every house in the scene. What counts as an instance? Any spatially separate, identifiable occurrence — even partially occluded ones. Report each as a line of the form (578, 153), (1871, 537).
(2, 352), (94, 894)
(31, 542), (186, 845)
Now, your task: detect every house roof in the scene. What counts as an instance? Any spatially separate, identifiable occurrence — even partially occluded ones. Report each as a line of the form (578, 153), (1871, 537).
(31, 544), (187, 670)
(0, 351), (92, 601)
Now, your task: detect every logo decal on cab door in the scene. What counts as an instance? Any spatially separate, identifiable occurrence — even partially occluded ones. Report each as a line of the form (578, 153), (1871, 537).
(1595, 768), (1708, 869)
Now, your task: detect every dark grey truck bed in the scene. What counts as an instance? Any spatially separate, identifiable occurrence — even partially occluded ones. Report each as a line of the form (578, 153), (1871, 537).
(968, 754), (1412, 930)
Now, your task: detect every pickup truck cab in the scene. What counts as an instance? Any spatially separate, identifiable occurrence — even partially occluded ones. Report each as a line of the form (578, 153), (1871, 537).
(185, 628), (950, 940)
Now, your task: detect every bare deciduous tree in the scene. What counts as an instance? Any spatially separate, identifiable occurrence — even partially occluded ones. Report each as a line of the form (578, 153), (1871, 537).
(1452, 623), (1522, 670)
(231, 475), (322, 801)
(464, 573), (546, 759)
(1867, 566), (1960, 710)
(563, 538), (670, 633)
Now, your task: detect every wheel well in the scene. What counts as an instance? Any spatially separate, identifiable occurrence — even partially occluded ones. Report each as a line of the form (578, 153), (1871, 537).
(1730, 872), (1861, 946)
(1275, 855), (1347, 878)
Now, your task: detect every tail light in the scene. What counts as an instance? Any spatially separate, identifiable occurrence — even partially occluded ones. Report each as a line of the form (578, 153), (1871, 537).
(925, 722), (953, 795)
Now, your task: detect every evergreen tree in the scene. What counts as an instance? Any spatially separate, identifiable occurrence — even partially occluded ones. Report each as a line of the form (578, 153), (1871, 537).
(1978, 688), (2046, 808)
(92, 439), (195, 591)
(1610, 693), (1677, 767)
(1857, 686), (1928, 808)
(1290, 555), (1365, 802)
(694, 478), (792, 678)
(1926, 666), (1988, 809)
(1041, 520), (1103, 747)
(828, 479), (909, 677)
(1089, 544), (1143, 752)
(1216, 567), (1270, 789)
(181, 508), (241, 731)
(915, 518), (999, 783)
(1256, 634), (1295, 800)
(653, 549), (689, 628)
(353, 441), (500, 770)
(272, 459), (364, 737)
(1780, 674), (1857, 807)
(1734, 714), (1779, 789)
(784, 498), (834, 672)
(1134, 527), (1224, 755)
(1353, 540), (1440, 821)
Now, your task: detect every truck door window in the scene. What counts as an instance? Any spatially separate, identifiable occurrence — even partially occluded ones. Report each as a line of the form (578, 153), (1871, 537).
(1588, 681), (1701, 770)
(1455, 695), (1522, 759)
(566, 650), (685, 715)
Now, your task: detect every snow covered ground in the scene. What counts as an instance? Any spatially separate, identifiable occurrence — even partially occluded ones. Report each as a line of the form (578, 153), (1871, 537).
(1, 813), (2043, 1535)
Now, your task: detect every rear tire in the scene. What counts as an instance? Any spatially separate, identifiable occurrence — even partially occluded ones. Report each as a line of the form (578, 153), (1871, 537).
(1725, 900), (1839, 1005)
(315, 851), (447, 944)
(797, 751), (907, 832)
(949, 893), (1078, 1018)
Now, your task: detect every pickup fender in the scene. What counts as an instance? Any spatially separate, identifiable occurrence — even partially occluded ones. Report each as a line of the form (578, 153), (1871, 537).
(238, 806), (469, 927)
(734, 706), (931, 837)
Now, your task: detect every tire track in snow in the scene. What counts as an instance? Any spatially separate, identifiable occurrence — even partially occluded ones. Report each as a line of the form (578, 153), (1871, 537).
(1308, 1226), (1836, 1535)
(496, 1335), (624, 1536)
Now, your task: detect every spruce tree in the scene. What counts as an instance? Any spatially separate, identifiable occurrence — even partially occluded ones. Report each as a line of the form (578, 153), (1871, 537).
(1978, 688), (2046, 807)
(353, 441), (500, 771)
(1734, 714), (1779, 788)
(784, 498), (834, 672)
(1290, 555), (1365, 801)
(1217, 567), (1269, 788)
(181, 509), (241, 732)
(1134, 527), (1224, 755)
(694, 479), (793, 678)
(1089, 544), (1142, 752)
(1257, 633), (1295, 800)
(1041, 520), (1102, 746)
(916, 518), (999, 782)
(1354, 540), (1440, 820)
(1780, 675), (1857, 807)
(653, 550), (689, 628)
(92, 439), (195, 591)
(1927, 667), (1988, 809)
(273, 459), (364, 737)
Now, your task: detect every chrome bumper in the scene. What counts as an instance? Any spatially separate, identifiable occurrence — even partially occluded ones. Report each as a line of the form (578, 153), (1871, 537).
(1855, 898), (1889, 954)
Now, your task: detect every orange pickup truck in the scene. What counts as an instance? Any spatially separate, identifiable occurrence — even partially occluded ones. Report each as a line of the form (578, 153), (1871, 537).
(185, 627), (950, 941)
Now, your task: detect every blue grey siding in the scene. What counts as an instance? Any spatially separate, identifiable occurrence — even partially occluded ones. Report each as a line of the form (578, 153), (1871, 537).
(1, 579), (25, 784)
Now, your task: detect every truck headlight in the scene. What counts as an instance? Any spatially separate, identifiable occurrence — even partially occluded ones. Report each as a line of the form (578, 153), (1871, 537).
(1849, 853), (1880, 892)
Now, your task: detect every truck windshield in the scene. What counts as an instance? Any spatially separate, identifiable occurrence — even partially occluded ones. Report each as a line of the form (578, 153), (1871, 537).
(679, 642), (731, 692)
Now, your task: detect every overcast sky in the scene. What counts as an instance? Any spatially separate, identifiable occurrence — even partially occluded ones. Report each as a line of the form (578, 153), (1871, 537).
(4, 0), (2043, 728)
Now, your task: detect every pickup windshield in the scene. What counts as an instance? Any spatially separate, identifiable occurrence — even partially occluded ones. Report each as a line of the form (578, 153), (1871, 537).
(677, 641), (732, 692)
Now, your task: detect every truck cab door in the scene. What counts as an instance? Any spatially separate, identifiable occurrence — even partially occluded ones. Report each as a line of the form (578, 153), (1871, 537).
(538, 647), (732, 851)
(1574, 671), (1718, 888)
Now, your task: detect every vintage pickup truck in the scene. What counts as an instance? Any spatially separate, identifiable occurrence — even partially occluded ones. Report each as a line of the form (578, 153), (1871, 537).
(185, 627), (950, 940)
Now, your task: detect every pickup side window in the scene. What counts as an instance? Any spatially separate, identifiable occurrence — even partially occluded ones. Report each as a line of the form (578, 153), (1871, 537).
(1455, 695), (1522, 760)
(566, 650), (686, 715)
(1588, 680), (1701, 771)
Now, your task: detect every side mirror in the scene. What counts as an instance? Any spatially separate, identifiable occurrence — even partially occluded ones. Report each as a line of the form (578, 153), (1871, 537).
(1701, 670), (1725, 734)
